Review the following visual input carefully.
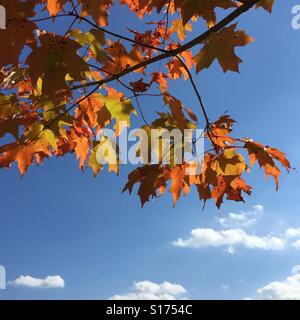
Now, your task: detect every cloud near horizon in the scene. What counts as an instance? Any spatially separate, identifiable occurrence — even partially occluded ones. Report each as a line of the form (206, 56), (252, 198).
(110, 280), (188, 300)
(8, 275), (65, 289)
(248, 266), (300, 300)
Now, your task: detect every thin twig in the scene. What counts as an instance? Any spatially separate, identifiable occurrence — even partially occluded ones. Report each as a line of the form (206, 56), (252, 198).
(70, 0), (260, 91)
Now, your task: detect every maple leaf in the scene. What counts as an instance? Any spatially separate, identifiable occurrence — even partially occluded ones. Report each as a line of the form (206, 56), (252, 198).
(166, 49), (194, 80)
(191, 150), (251, 208)
(91, 136), (119, 174)
(0, 94), (20, 118)
(44, 0), (68, 16)
(97, 105), (113, 129)
(256, 0), (275, 13)
(0, 141), (51, 176)
(0, 118), (33, 140)
(42, 129), (58, 151)
(129, 79), (150, 93)
(169, 19), (192, 42)
(169, 164), (190, 206)
(196, 182), (212, 204)
(74, 135), (90, 170)
(22, 121), (59, 151)
(166, 59), (184, 80)
(76, 94), (112, 130)
(211, 175), (228, 208)
(26, 33), (89, 98)
(88, 142), (104, 177)
(163, 93), (190, 129)
(129, 28), (163, 57)
(81, 0), (114, 26)
(150, 72), (168, 92)
(119, 0), (152, 18)
(211, 174), (251, 208)
(184, 107), (198, 123)
(120, 0), (183, 17)
(243, 140), (289, 190)
(104, 42), (145, 74)
(213, 148), (247, 176)
(0, 0), (36, 68)
(209, 115), (236, 148)
(105, 87), (137, 125)
(265, 147), (291, 172)
(69, 29), (107, 62)
(181, 0), (236, 27)
(193, 24), (254, 73)
(78, 89), (136, 136)
(123, 164), (170, 206)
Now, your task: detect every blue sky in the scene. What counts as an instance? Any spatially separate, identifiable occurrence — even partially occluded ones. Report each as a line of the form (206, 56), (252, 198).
(1, 0), (300, 300)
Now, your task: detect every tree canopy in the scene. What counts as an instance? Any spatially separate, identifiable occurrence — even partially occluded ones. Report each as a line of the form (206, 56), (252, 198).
(0, 0), (291, 208)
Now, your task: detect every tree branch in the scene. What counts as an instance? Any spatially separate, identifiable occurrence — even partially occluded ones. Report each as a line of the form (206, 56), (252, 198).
(34, 0), (260, 140)
(70, 0), (260, 91)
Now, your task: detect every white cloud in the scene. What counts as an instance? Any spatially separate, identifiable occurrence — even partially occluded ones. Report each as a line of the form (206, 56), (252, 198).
(252, 267), (300, 300)
(253, 205), (264, 212)
(8, 275), (65, 289)
(292, 265), (300, 274)
(216, 205), (264, 229)
(292, 240), (300, 249)
(283, 228), (300, 249)
(172, 228), (285, 251)
(173, 205), (300, 255)
(172, 204), (300, 253)
(285, 228), (300, 239)
(110, 281), (188, 300)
